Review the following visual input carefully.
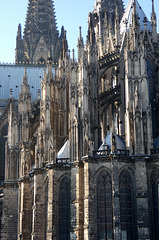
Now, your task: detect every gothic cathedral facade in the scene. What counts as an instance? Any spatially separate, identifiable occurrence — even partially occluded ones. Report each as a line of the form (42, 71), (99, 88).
(1, 0), (159, 239)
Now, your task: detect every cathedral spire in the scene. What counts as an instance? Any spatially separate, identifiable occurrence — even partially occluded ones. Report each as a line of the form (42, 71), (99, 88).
(16, 0), (63, 65)
(78, 27), (84, 60)
(24, 0), (58, 43)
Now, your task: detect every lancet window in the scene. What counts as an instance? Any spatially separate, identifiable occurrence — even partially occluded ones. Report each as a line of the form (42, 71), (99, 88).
(59, 176), (71, 240)
(119, 171), (135, 240)
(97, 170), (113, 240)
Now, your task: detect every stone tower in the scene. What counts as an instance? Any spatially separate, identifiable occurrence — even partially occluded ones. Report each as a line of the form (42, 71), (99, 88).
(15, 0), (64, 65)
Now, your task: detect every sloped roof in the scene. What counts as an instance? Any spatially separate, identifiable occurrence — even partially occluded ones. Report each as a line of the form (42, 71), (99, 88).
(120, 0), (152, 34)
(99, 131), (126, 150)
(57, 140), (70, 159)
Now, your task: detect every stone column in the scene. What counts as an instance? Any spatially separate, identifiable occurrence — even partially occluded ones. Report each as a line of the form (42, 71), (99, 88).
(76, 162), (84, 240)
(135, 156), (150, 240)
(110, 154), (121, 240)
(18, 177), (32, 240)
(46, 168), (54, 240)
(70, 162), (84, 240)
(32, 169), (47, 240)
(83, 158), (96, 240)
(46, 167), (59, 240)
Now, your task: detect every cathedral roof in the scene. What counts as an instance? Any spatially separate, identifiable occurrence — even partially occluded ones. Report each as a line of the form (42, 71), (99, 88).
(120, 0), (152, 34)
(57, 140), (70, 159)
(0, 64), (45, 103)
(99, 131), (126, 151)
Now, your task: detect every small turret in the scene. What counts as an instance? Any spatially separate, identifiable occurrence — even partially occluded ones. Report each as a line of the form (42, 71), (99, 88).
(18, 68), (31, 142)
(5, 93), (19, 181)
(17, 24), (22, 39)
(62, 30), (68, 59)
(77, 26), (84, 61)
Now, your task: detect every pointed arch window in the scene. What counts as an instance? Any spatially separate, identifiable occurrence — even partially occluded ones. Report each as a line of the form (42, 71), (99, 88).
(119, 171), (135, 240)
(97, 170), (113, 240)
(59, 176), (71, 240)
(150, 170), (159, 239)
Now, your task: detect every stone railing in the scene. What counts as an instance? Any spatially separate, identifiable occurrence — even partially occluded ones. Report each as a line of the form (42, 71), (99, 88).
(93, 149), (111, 156)
(93, 149), (129, 157)
(56, 158), (71, 164)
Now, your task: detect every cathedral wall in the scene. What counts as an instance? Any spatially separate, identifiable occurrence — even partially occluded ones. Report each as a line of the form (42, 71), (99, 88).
(31, 171), (48, 240)
(83, 155), (153, 240)
(18, 178), (32, 240)
(83, 158), (112, 240)
(134, 157), (150, 239)
(70, 164), (79, 240)
(1, 182), (18, 240)
(70, 162), (84, 240)
(47, 166), (71, 240)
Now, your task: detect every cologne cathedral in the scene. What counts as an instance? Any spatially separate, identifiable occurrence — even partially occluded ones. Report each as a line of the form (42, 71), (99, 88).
(0, 0), (159, 239)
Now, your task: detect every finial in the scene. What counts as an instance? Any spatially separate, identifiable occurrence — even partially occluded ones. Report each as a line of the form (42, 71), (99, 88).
(152, 0), (155, 13)
(79, 26), (82, 41)
(72, 49), (75, 62)
(17, 24), (22, 38)
(132, 0), (138, 29)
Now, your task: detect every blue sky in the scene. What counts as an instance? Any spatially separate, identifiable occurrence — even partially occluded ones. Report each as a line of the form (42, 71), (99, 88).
(0, 0), (158, 63)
